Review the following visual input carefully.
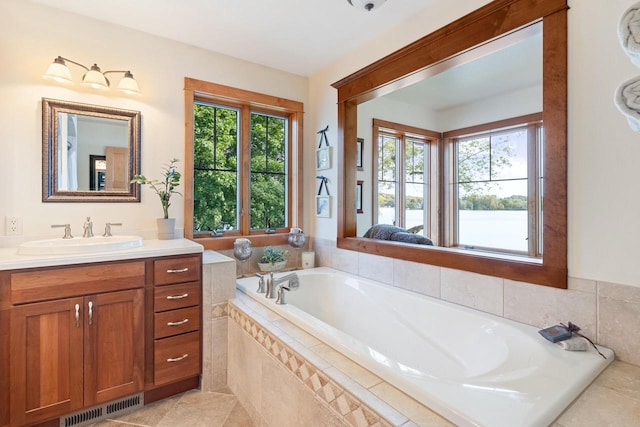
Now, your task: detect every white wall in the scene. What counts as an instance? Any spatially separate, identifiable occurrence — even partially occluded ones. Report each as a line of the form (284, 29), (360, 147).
(307, 0), (640, 288)
(0, 0), (308, 243)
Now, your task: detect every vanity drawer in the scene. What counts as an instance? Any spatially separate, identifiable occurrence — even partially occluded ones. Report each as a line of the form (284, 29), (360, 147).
(10, 261), (145, 304)
(154, 282), (200, 312)
(154, 306), (200, 339)
(154, 256), (200, 285)
(154, 332), (200, 385)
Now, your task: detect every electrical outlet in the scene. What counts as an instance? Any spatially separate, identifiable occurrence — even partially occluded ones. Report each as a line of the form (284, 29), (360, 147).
(5, 216), (22, 236)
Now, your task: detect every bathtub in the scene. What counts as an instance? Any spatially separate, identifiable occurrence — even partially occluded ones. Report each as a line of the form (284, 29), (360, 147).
(235, 267), (613, 427)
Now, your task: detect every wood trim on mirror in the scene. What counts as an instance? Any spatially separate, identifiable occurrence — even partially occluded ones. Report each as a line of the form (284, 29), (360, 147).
(332, 0), (568, 288)
(42, 98), (141, 202)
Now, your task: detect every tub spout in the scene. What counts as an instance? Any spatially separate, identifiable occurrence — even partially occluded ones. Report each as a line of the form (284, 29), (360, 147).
(267, 272), (299, 299)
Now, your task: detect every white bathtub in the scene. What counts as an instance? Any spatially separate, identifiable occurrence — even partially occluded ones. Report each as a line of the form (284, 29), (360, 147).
(236, 267), (613, 427)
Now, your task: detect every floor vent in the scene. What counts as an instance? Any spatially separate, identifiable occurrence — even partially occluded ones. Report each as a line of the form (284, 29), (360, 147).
(60, 393), (144, 427)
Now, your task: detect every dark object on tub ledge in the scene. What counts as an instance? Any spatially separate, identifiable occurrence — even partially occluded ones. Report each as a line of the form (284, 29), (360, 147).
(363, 224), (434, 245)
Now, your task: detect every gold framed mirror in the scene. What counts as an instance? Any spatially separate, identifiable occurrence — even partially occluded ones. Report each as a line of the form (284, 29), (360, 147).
(333, 0), (568, 288)
(42, 98), (141, 202)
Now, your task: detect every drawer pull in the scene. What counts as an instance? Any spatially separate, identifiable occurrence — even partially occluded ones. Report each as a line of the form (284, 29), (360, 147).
(166, 293), (189, 300)
(167, 267), (189, 274)
(167, 318), (189, 326)
(167, 354), (189, 363)
(75, 304), (80, 328)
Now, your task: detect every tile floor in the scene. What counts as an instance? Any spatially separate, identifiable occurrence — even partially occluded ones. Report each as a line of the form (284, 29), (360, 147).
(92, 387), (255, 427)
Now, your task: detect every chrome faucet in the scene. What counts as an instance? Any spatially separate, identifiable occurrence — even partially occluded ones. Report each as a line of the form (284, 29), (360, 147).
(103, 222), (122, 237)
(51, 223), (73, 239)
(255, 273), (266, 293)
(271, 272), (300, 304)
(82, 217), (94, 238)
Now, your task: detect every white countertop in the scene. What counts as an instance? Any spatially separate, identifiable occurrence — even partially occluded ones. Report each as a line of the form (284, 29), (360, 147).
(0, 238), (204, 271)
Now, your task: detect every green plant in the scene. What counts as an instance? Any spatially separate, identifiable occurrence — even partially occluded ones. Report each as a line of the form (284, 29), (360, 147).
(131, 158), (182, 219)
(260, 246), (288, 264)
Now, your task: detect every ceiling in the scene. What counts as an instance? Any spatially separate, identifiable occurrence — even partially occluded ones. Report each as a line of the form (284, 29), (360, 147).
(30, 0), (438, 77)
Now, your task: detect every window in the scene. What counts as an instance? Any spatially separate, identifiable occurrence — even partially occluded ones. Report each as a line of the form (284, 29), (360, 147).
(445, 113), (543, 256)
(184, 78), (303, 250)
(373, 120), (438, 238)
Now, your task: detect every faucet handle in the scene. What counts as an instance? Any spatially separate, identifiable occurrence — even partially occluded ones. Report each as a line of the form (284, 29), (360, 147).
(51, 223), (73, 239)
(103, 222), (123, 237)
(255, 273), (266, 293)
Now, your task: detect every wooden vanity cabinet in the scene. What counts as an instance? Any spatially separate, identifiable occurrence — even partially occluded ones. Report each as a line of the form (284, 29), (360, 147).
(8, 262), (145, 427)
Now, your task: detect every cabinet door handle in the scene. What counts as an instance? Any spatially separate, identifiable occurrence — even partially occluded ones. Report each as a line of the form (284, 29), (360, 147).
(75, 304), (80, 328)
(167, 354), (189, 363)
(166, 293), (189, 300)
(88, 301), (93, 325)
(166, 267), (189, 274)
(167, 318), (189, 326)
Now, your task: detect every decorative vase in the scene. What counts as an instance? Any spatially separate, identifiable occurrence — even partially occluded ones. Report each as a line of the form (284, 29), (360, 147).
(258, 261), (286, 272)
(156, 218), (176, 240)
(233, 238), (253, 261)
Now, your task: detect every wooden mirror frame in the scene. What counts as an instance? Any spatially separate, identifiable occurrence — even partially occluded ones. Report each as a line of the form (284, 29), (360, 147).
(332, 0), (568, 288)
(42, 98), (141, 202)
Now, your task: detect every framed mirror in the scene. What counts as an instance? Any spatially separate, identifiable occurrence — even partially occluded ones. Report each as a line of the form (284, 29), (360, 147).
(333, 0), (568, 288)
(42, 98), (141, 202)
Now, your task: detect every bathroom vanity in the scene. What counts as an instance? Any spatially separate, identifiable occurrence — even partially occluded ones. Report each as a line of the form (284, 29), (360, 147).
(0, 239), (203, 427)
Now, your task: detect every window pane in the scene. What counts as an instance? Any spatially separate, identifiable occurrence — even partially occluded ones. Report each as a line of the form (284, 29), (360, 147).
(458, 180), (528, 252)
(457, 136), (490, 183)
(405, 139), (427, 233)
(378, 135), (397, 225)
(193, 103), (239, 232)
(491, 128), (528, 180)
(250, 113), (287, 229)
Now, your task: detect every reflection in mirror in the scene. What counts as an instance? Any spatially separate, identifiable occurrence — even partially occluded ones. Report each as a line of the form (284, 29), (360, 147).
(42, 98), (141, 202)
(334, 0), (568, 287)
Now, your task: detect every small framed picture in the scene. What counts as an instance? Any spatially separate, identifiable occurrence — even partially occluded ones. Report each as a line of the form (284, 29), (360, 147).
(356, 181), (363, 214)
(356, 138), (364, 171)
(316, 195), (331, 218)
(316, 147), (331, 170)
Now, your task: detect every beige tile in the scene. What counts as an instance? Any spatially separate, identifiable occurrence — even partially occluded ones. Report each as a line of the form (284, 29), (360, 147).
(568, 276), (596, 293)
(598, 295), (640, 365)
(298, 393), (347, 427)
(369, 382), (454, 427)
(324, 367), (408, 426)
(104, 393), (181, 426)
(211, 317), (229, 391)
(312, 343), (382, 389)
(222, 401), (256, 427)
(314, 240), (335, 268)
(157, 390), (238, 427)
(440, 268), (503, 316)
(272, 318), (321, 347)
(598, 280), (640, 303)
(393, 259), (440, 298)
(504, 279), (597, 337)
(594, 361), (640, 401)
(211, 261), (237, 304)
(333, 248), (360, 275)
(555, 383), (640, 427)
(358, 253), (394, 285)
(227, 320), (263, 414)
(260, 353), (305, 427)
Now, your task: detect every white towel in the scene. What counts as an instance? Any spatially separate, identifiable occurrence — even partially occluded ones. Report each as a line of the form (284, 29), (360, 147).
(619, 2), (640, 67)
(556, 336), (589, 351)
(614, 76), (640, 132)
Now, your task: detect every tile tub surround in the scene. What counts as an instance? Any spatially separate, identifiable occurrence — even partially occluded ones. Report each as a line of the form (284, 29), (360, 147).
(202, 250), (237, 392)
(312, 238), (640, 368)
(228, 291), (640, 426)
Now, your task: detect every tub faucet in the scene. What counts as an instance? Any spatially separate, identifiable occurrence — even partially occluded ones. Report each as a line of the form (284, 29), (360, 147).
(255, 273), (266, 293)
(271, 273), (300, 304)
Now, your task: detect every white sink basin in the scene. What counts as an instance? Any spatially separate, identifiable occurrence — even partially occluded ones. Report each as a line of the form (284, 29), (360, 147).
(18, 235), (144, 256)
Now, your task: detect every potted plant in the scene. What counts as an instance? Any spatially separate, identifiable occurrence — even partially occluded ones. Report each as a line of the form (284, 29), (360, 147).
(258, 246), (288, 272)
(131, 158), (181, 239)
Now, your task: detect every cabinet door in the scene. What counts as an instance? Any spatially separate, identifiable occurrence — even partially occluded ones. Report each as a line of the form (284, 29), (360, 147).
(83, 288), (144, 406)
(10, 297), (84, 426)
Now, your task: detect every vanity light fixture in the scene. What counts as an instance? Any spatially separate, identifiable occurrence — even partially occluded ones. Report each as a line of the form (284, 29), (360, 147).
(347, 0), (386, 12)
(43, 56), (141, 95)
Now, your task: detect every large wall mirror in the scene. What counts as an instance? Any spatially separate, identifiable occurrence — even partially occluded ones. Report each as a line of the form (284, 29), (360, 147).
(333, 0), (568, 288)
(42, 98), (141, 202)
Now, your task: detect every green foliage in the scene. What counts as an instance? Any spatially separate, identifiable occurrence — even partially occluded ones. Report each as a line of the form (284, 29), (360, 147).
(193, 104), (287, 232)
(260, 246), (288, 264)
(458, 194), (527, 210)
(131, 158), (181, 219)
